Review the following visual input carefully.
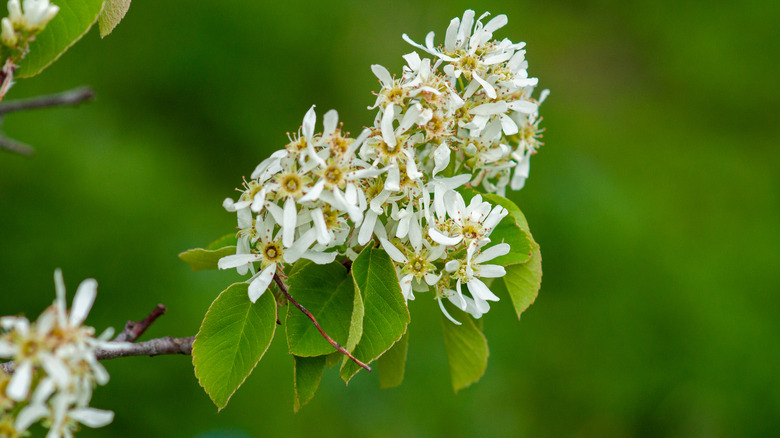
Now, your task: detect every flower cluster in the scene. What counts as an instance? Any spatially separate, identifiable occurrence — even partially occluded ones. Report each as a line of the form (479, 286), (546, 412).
(0, 270), (114, 437)
(219, 10), (547, 324)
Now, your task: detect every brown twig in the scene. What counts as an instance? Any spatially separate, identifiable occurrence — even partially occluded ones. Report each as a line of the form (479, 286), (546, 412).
(1, 304), (190, 374)
(0, 136), (34, 156)
(95, 336), (194, 360)
(114, 304), (167, 342)
(0, 87), (95, 114)
(273, 274), (371, 372)
(0, 86), (96, 156)
(1, 336), (195, 373)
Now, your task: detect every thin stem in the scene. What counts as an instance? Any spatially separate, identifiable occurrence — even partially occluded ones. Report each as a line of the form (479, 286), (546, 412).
(0, 136), (34, 156)
(273, 274), (371, 372)
(95, 336), (194, 360)
(0, 87), (95, 114)
(1, 304), (188, 374)
(114, 304), (167, 343)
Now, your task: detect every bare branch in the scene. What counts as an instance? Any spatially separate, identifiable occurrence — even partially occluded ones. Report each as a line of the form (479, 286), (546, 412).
(95, 336), (194, 360)
(0, 136), (34, 156)
(273, 274), (372, 372)
(1, 304), (185, 374)
(114, 304), (167, 343)
(0, 87), (95, 115)
(2, 336), (195, 373)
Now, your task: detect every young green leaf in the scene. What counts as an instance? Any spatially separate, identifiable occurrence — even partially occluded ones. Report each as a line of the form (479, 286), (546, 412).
(441, 301), (489, 393)
(206, 233), (238, 250)
(377, 331), (409, 389)
(293, 355), (326, 413)
(178, 246), (236, 271)
(16, 0), (105, 78)
(460, 188), (532, 266)
(286, 262), (356, 357)
(192, 282), (276, 410)
(340, 247), (410, 383)
(503, 244), (542, 319)
(344, 272), (365, 353)
(98, 0), (131, 38)
(325, 351), (342, 369)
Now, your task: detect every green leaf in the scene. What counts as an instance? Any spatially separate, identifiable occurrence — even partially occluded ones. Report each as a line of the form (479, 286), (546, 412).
(178, 246), (236, 271)
(377, 331), (409, 389)
(285, 262), (356, 357)
(441, 301), (489, 392)
(287, 259), (313, 278)
(17, 0), (105, 78)
(344, 272), (365, 353)
(293, 355), (326, 413)
(206, 233), (237, 250)
(503, 244), (542, 319)
(325, 351), (342, 369)
(98, 0), (131, 37)
(460, 189), (532, 266)
(192, 282), (277, 410)
(340, 247), (410, 383)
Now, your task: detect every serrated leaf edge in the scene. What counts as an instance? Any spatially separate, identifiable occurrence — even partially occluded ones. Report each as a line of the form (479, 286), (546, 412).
(192, 283), (276, 411)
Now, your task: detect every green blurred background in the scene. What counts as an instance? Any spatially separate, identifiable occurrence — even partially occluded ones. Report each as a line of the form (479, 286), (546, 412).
(1, 0), (778, 436)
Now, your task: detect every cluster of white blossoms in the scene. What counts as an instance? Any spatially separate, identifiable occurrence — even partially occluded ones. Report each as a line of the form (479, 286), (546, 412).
(219, 10), (547, 324)
(0, 270), (114, 437)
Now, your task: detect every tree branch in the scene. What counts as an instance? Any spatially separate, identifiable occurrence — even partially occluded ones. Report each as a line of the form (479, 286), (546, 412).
(95, 336), (194, 360)
(0, 87), (95, 114)
(1, 304), (192, 374)
(1, 281), (374, 375)
(1, 336), (195, 373)
(114, 304), (167, 342)
(0, 86), (96, 156)
(0, 136), (34, 156)
(273, 274), (372, 372)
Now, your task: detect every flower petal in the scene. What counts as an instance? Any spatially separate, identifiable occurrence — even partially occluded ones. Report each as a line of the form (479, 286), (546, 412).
(14, 402), (49, 432)
(69, 279), (97, 327)
(283, 228), (317, 263)
(69, 408), (115, 428)
(7, 361), (33, 401)
(475, 243), (511, 263)
(358, 209), (378, 245)
(248, 263), (276, 303)
(323, 109), (339, 137)
(439, 298), (462, 325)
(218, 253), (261, 270)
(379, 238), (408, 263)
(478, 264), (506, 278)
(300, 251), (338, 265)
(428, 227), (462, 246)
(467, 278), (500, 302)
(282, 197), (298, 248)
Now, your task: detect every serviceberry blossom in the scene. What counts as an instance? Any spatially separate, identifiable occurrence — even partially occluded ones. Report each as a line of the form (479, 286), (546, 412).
(219, 9), (548, 323)
(0, 270), (114, 437)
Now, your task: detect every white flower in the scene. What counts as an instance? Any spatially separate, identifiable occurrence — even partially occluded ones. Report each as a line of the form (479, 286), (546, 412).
(0, 270), (113, 435)
(444, 242), (509, 320)
(428, 191), (507, 247)
(218, 213), (336, 302)
(380, 237), (444, 300)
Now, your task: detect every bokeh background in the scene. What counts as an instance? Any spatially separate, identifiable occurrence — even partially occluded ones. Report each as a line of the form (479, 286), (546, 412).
(1, 0), (778, 436)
